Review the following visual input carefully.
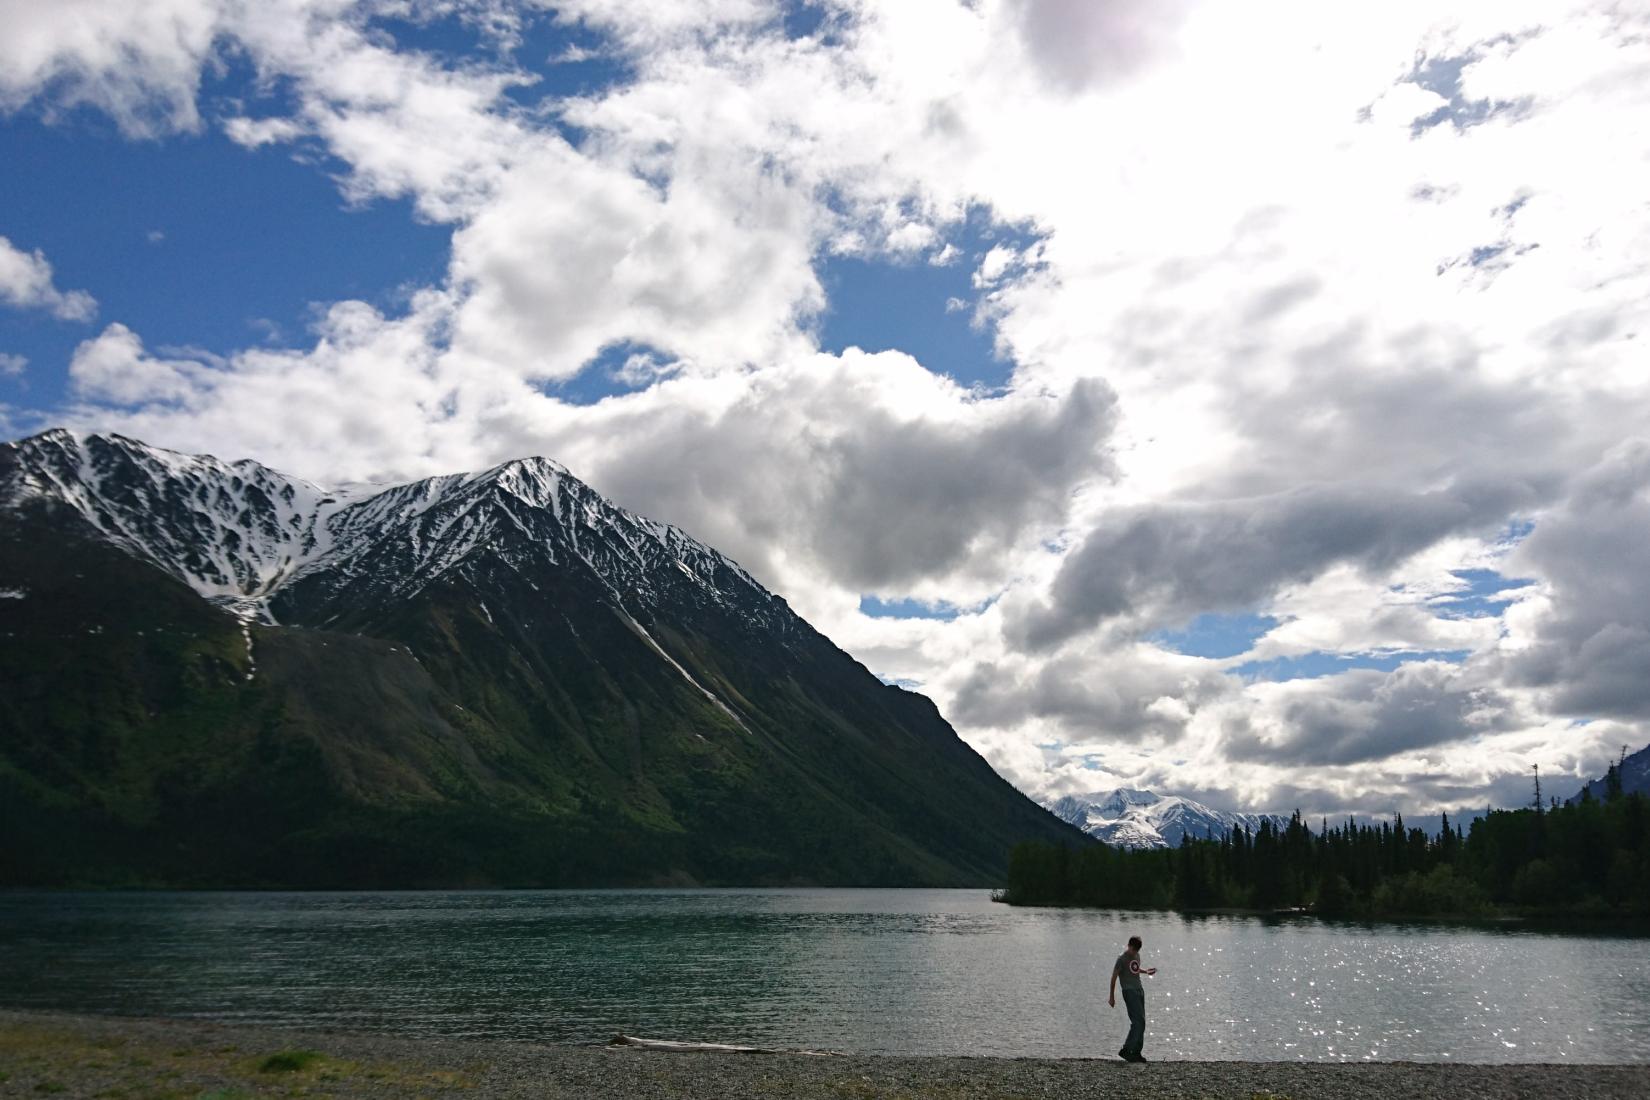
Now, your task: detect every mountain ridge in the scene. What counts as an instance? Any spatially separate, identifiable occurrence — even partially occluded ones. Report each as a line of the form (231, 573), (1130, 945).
(1, 429), (1089, 888)
(1568, 743), (1650, 804)
(1043, 787), (1290, 849)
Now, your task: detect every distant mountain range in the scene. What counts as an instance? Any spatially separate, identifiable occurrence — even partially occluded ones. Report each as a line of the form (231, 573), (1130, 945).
(1041, 788), (1291, 849)
(0, 429), (1087, 887)
(1569, 743), (1650, 804)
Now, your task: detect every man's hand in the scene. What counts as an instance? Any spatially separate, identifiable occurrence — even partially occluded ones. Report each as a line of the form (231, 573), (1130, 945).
(1108, 994), (1115, 1007)
(1146, 967), (1158, 976)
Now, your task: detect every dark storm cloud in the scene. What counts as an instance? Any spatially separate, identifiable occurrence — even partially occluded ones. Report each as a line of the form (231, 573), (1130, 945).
(1501, 440), (1650, 719)
(1010, 475), (1541, 651)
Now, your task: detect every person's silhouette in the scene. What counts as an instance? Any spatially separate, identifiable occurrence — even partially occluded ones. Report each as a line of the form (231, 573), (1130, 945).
(1108, 934), (1157, 1062)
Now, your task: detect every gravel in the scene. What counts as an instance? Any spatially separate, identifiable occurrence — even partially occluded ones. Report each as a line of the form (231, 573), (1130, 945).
(3, 1008), (1647, 1099)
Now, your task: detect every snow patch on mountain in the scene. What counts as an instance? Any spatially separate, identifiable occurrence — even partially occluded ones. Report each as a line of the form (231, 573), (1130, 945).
(3, 429), (346, 619)
(2, 430), (781, 632)
(1043, 788), (1291, 849)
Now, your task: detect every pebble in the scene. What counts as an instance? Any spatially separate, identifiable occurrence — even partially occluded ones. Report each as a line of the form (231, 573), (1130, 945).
(3, 1009), (1646, 1099)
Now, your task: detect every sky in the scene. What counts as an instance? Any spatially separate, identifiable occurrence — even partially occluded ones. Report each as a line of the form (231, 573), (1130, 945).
(3, 0), (1649, 820)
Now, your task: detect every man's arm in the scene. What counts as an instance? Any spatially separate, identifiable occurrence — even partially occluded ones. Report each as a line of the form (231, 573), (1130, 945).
(1108, 964), (1118, 1007)
(1129, 958), (1159, 979)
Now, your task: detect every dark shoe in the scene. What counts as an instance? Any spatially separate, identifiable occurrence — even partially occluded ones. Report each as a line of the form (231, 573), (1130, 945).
(1132, 1055), (1149, 1063)
(1118, 1049), (1130, 1060)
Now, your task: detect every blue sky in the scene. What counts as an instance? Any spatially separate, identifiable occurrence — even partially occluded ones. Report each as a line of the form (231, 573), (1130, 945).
(0, 110), (448, 408)
(0, 3), (1016, 412)
(2, 0), (1647, 817)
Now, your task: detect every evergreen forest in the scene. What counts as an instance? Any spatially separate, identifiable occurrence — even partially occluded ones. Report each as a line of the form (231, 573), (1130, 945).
(1002, 766), (1650, 921)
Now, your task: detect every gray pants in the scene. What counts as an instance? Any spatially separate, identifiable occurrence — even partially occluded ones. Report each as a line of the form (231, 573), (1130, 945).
(1120, 988), (1146, 1058)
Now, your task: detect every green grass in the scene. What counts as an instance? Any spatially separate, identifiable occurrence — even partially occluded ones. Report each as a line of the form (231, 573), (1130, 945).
(256, 1049), (323, 1073)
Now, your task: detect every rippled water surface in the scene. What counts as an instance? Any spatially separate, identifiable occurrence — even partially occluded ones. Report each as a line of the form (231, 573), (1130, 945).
(3, 889), (1646, 1061)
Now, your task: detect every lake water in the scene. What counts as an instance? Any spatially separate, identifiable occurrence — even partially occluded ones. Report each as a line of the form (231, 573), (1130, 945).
(2, 889), (1646, 1062)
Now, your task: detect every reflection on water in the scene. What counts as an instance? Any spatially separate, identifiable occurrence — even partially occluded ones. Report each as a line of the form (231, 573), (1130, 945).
(2, 889), (1646, 1061)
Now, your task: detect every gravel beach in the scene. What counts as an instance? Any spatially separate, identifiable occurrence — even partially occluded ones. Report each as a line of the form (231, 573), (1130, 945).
(2, 1009), (1646, 1100)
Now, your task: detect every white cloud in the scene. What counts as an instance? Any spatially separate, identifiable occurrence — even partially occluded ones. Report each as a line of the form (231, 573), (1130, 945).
(69, 324), (205, 405)
(0, 353), (26, 377)
(7, 0), (1650, 816)
(63, 297), (456, 481)
(0, 237), (97, 322)
(0, 0), (224, 137)
(222, 115), (307, 148)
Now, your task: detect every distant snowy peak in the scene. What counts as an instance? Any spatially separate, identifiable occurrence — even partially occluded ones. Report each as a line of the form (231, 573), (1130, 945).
(1044, 788), (1291, 850)
(1, 430), (778, 628)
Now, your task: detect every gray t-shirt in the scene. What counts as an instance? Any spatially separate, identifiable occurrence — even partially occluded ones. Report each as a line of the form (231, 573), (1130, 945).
(1114, 950), (1143, 992)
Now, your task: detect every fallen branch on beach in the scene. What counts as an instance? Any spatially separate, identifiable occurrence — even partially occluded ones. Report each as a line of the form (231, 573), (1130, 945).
(609, 1034), (843, 1056)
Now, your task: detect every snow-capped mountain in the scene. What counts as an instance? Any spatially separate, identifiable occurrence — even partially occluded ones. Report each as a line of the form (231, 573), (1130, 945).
(3, 429), (779, 633)
(1, 429), (1089, 888)
(1044, 788), (1290, 849)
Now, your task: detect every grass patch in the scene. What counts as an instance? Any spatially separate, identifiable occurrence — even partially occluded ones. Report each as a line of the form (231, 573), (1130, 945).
(257, 1048), (324, 1073)
(0, 1017), (480, 1095)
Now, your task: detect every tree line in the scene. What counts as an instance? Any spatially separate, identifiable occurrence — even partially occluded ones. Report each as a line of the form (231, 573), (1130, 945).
(1002, 768), (1650, 920)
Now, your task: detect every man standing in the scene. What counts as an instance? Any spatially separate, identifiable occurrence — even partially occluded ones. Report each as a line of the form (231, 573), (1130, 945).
(1108, 934), (1157, 1062)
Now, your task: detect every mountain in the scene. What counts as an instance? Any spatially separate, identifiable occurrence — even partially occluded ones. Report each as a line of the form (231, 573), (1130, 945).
(1043, 788), (1290, 849)
(0, 429), (1088, 887)
(1568, 743), (1650, 804)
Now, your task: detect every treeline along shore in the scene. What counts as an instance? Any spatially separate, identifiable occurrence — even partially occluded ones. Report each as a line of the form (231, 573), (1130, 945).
(1002, 784), (1650, 921)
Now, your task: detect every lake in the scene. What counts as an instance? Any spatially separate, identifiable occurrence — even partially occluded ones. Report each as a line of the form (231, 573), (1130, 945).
(2, 889), (1646, 1062)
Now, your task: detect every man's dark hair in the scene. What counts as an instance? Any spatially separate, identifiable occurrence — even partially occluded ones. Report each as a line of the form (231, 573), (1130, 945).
(1128, 935), (1142, 950)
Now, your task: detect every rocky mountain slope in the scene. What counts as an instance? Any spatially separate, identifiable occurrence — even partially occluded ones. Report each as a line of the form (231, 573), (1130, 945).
(1043, 788), (1289, 849)
(0, 429), (1088, 887)
(1569, 743), (1650, 804)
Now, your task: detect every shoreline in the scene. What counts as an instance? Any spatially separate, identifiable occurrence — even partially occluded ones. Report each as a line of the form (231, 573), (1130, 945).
(3, 1009), (1648, 1099)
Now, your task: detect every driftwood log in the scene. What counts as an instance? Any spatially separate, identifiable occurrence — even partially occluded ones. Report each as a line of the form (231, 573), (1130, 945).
(609, 1034), (842, 1056)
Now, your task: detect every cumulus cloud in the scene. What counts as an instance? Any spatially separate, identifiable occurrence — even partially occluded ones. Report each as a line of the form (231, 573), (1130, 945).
(443, 142), (824, 377)
(0, 353), (26, 377)
(1010, 477), (1541, 650)
(222, 115), (306, 148)
(1498, 441), (1650, 720)
(69, 324), (206, 405)
(952, 644), (1229, 744)
(0, 237), (97, 321)
(1219, 661), (1509, 767)
(0, 0), (224, 137)
(1004, 0), (1192, 92)
(62, 298), (455, 481)
(564, 363), (1116, 593)
(7, 0), (1650, 817)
